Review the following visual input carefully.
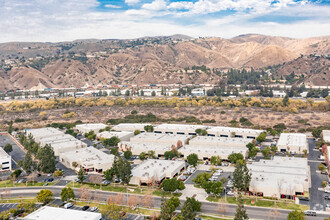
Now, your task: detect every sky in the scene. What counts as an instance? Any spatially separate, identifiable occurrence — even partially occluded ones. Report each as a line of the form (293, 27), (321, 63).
(0, 0), (329, 42)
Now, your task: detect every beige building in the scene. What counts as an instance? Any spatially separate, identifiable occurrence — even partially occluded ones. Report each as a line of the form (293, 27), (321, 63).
(0, 147), (11, 171)
(206, 127), (264, 139)
(277, 133), (308, 154)
(75, 123), (107, 134)
(25, 127), (64, 143)
(111, 123), (152, 133)
(248, 157), (310, 199)
(154, 124), (208, 135)
(97, 131), (134, 141)
(130, 159), (185, 185)
(323, 130), (330, 143)
(59, 147), (114, 173)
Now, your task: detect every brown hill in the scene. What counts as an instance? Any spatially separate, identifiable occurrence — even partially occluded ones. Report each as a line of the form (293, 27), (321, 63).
(0, 34), (329, 89)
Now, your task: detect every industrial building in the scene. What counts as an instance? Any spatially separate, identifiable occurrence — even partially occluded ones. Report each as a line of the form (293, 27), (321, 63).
(26, 128), (87, 156)
(277, 133), (308, 154)
(111, 123), (152, 133)
(25, 127), (64, 143)
(130, 159), (185, 185)
(119, 142), (172, 157)
(59, 147), (115, 173)
(153, 124), (208, 135)
(24, 206), (102, 220)
(206, 126), (264, 139)
(248, 157), (310, 199)
(97, 131), (134, 141)
(75, 123), (107, 134)
(323, 130), (330, 143)
(129, 133), (191, 145)
(0, 147), (11, 171)
(189, 136), (252, 148)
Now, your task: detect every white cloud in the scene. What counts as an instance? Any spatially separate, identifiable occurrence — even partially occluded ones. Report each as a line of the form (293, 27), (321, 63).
(142, 0), (167, 11)
(104, 4), (121, 9)
(125, 0), (140, 5)
(0, 0), (329, 43)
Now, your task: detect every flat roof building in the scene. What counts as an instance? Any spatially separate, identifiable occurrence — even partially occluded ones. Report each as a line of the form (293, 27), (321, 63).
(75, 123), (107, 134)
(277, 133), (308, 154)
(130, 159), (185, 185)
(206, 126), (264, 139)
(154, 124), (208, 135)
(111, 123), (152, 133)
(323, 130), (330, 143)
(59, 147), (114, 173)
(24, 206), (102, 220)
(119, 142), (172, 157)
(25, 127), (64, 142)
(129, 133), (191, 145)
(248, 157), (310, 199)
(49, 140), (87, 156)
(0, 147), (11, 171)
(189, 136), (252, 148)
(97, 131), (134, 141)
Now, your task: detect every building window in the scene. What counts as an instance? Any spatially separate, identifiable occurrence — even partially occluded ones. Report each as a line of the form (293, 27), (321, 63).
(2, 162), (9, 165)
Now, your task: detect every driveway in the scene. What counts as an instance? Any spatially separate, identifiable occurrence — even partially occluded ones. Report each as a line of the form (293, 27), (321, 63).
(308, 138), (328, 211)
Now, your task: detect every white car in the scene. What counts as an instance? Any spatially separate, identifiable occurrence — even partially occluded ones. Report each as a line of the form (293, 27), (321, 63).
(227, 191), (234, 195)
(64, 203), (73, 209)
(90, 207), (98, 212)
(325, 189), (330, 194)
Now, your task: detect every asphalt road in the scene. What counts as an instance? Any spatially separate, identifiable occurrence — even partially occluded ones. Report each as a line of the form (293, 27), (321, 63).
(3, 186), (330, 220)
(308, 138), (328, 211)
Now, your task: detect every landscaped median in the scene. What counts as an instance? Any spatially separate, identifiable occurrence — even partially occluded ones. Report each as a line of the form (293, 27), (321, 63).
(66, 181), (182, 197)
(206, 195), (309, 211)
(0, 180), (58, 188)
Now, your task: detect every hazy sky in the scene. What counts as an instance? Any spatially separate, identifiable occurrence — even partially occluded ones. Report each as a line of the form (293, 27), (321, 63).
(0, 0), (329, 42)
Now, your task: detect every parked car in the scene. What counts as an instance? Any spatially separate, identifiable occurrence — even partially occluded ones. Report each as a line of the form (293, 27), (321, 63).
(325, 195), (330, 200)
(304, 210), (316, 216)
(120, 211), (126, 217)
(227, 191), (234, 195)
(299, 197), (309, 201)
(48, 178), (54, 182)
(321, 171), (328, 175)
(102, 180), (110, 185)
(178, 176), (188, 181)
(90, 207), (98, 212)
(82, 206), (89, 211)
(47, 173), (52, 177)
(325, 189), (330, 194)
(64, 203), (73, 209)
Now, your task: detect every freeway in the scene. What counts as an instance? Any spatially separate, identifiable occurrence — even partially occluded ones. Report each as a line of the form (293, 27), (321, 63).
(2, 186), (330, 220)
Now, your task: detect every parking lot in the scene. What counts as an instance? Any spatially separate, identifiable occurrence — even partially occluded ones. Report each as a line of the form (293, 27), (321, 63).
(0, 134), (26, 169)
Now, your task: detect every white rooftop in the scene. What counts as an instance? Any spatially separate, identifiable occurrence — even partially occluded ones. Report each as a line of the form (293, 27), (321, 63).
(179, 145), (247, 159)
(63, 147), (114, 166)
(75, 123), (107, 130)
(277, 133), (307, 148)
(50, 140), (86, 149)
(39, 134), (76, 144)
(207, 126), (264, 135)
(189, 136), (252, 147)
(24, 206), (102, 220)
(97, 131), (133, 139)
(130, 133), (191, 143)
(323, 130), (330, 143)
(26, 127), (64, 139)
(154, 124), (208, 132)
(131, 159), (185, 180)
(0, 147), (10, 159)
(111, 123), (152, 131)
(119, 142), (172, 152)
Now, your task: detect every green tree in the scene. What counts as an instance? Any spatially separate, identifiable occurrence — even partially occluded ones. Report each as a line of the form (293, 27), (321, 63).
(134, 129), (141, 135)
(233, 162), (251, 193)
(139, 152), (147, 160)
(318, 164), (326, 171)
(160, 196), (180, 220)
(77, 168), (85, 183)
(103, 136), (120, 147)
(11, 169), (22, 178)
(164, 150), (177, 160)
(148, 150), (156, 159)
(261, 147), (271, 159)
(101, 203), (122, 220)
(17, 201), (36, 214)
(151, 91), (156, 96)
(144, 125), (154, 132)
(36, 189), (53, 204)
(113, 156), (132, 185)
(246, 143), (255, 151)
(187, 153), (198, 167)
(312, 128), (322, 138)
(181, 197), (201, 220)
(287, 210), (306, 220)
(124, 150), (132, 160)
(248, 147), (259, 159)
(228, 153), (244, 164)
(104, 167), (115, 181)
(3, 144), (12, 154)
(7, 121), (13, 134)
(210, 156), (222, 166)
(234, 193), (249, 220)
(256, 132), (266, 142)
(23, 152), (34, 174)
(36, 145), (56, 173)
(60, 187), (75, 202)
(110, 148), (119, 156)
(161, 178), (185, 193)
(282, 95), (289, 106)
(192, 172), (212, 185)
